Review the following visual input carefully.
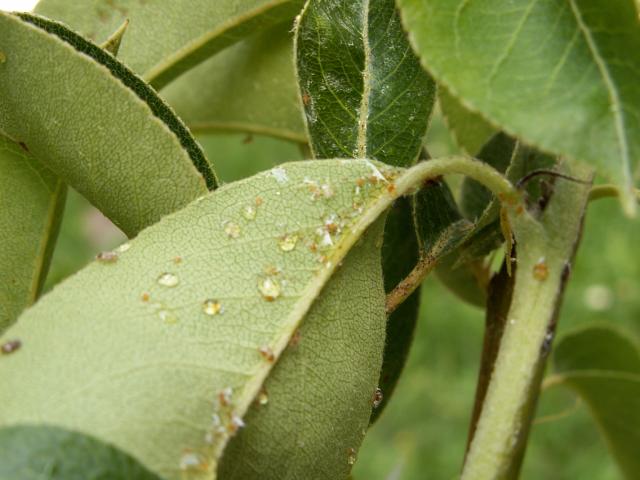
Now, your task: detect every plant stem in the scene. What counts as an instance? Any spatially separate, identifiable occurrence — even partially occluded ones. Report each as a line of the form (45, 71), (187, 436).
(588, 184), (640, 202)
(461, 163), (592, 480)
(383, 156), (517, 314)
(385, 253), (436, 314)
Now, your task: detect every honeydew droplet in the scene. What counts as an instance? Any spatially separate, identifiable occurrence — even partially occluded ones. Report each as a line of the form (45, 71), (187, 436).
(116, 242), (131, 253)
(270, 166), (289, 184)
(203, 299), (223, 316)
(179, 451), (207, 471)
(347, 448), (357, 465)
(96, 251), (118, 263)
(158, 309), (178, 324)
(157, 272), (179, 287)
(278, 233), (299, 252)
(257, 389), (269, 406)
(242, 205), (257, 220)
(258, 276), (282, 301)
(223, 221), (241, 239)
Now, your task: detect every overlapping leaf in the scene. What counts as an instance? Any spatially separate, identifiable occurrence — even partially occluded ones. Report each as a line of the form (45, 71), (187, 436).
(295, 0), (435, 165)
(295, 0), (436, 420)
(0, 135), (65, 333)
(0, 159), (405, 480)
(162, 23), (306, 143)
(551, 325), (640, 479)
(35, 0), (305, 89)
(439, 87), (496, 155)
(0, 13), (213, 236)
(398, 0), (640, 213)
(0, 425), (161, 480)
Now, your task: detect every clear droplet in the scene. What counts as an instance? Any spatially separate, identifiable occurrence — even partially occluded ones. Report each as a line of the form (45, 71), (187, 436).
(242, 205), (257, 220)
(157, 272), (179, 287)
(203, 299), (223, 316)
(279, 233), (299, 252)
(258, 276), (282, 301)
(211, 413), (222, 428)
(179, 451), (207, 471)
(1, 339), (21, 354)
(270, 166), (289, 184)
(116, 242), (131, 253)
(223, 221), (241, 239)
(158, 309), (178, 324)
(96, 251), (118, 263)
(372, 387), (383, 409)
(257, 389), (269, 406)
(347, 447), (357, 465)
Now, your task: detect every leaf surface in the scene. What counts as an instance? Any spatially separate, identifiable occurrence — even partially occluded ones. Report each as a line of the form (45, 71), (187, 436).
(551, 325), (640, 479)
(398, 0), (640, 212)
(35, 0), (304, 89)
(0, 135), (65, 333)
(0, 425), (161, 480)
(0, 159), (403, 480)
(439, 86), (496, 155)
(295, 0), (435, 166)
(162, 23), (306, 143)
(0, 13), (212, 236)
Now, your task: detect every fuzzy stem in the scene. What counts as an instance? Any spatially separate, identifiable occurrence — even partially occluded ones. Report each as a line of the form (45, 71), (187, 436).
(461, 163), (592, 480)
(384, 156), (517, 314)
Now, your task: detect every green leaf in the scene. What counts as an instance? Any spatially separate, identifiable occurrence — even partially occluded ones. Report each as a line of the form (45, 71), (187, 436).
(0, 159), (406, 480)
(0, 135), (65, 333)
(372, 197), (421, 423)
(551, 324), (640, 479)
(162, 23), (307, 143)
(99, 18), (129, 57)
(35, 0), (305, 89)
(0, 13), (213, 236)
(295, 0), (436, 166)
(398, 0), (640, 213)
(439, 86), (496, 155)
(460, 133), (517, 221)
(0, 425), (161, 480)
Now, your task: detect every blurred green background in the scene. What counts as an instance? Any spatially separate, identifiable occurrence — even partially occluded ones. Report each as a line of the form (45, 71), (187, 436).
(44, 112), (640, 480)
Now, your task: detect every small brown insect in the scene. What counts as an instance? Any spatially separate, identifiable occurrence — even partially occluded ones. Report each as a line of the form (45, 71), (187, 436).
(1, 339), (22, 354)
(302, 92), (311, 106)
(141, 292), (150, 302)
(258, 345), (275, 363)
(289, 330), (302, 348)
(96, 251), (118, 263)
(533, 258), (549, 281)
